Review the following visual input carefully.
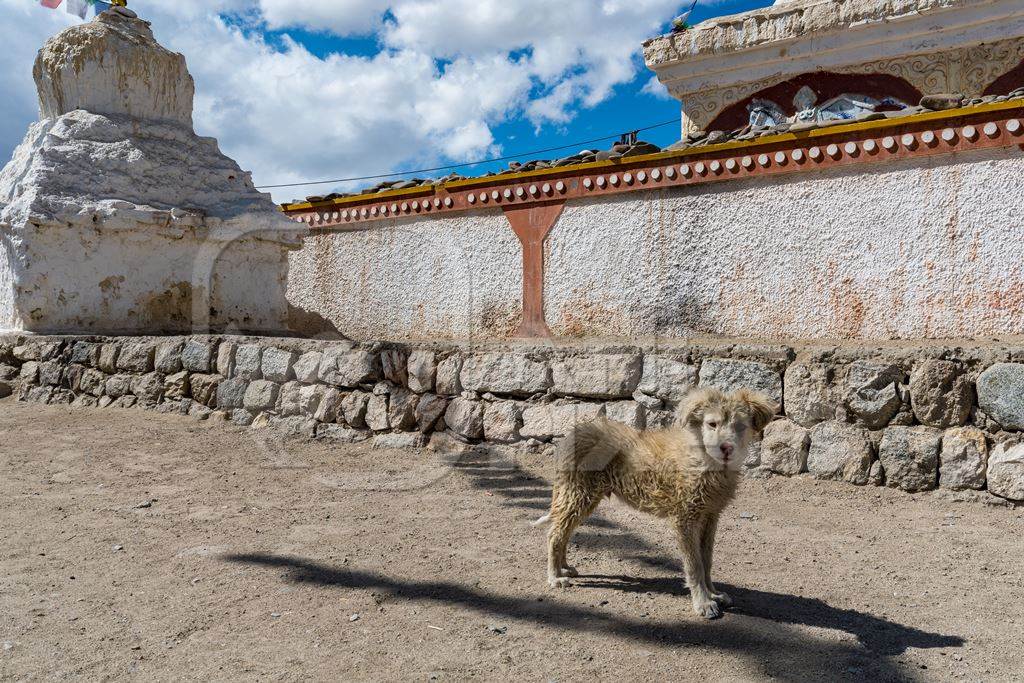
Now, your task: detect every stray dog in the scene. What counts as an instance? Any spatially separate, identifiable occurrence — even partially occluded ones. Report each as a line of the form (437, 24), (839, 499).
(535, 387), (776, 619)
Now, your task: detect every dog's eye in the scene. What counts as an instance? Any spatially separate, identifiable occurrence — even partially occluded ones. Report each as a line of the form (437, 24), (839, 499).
(707, 421), (718, 429)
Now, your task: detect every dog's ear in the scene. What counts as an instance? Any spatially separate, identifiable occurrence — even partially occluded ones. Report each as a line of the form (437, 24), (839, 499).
(677, 388), (717, 427)
(736, 389), (777, 434)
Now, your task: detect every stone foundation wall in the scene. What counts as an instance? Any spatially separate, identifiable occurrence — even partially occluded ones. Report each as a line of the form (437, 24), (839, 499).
(3, 334), (1024, 505)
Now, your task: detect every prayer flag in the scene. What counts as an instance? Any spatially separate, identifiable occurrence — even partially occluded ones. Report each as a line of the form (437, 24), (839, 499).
(66, 0), (88, 18)
(40, 0), (64, 8)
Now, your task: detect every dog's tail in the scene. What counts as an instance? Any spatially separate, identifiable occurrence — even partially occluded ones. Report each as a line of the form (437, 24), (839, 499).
(556, 418), (641, 474)
(531, 513), (551, 526)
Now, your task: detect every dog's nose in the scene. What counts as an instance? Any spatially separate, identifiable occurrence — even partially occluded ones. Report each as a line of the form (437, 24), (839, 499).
(720, 443), (734, 459)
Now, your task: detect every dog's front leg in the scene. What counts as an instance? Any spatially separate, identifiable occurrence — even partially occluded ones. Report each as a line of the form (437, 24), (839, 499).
(675, 518), (721, 619)
(701, 513), (732, 608)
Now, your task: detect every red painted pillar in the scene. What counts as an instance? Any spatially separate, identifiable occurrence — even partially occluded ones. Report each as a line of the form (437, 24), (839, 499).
(502, 202), (565, 338)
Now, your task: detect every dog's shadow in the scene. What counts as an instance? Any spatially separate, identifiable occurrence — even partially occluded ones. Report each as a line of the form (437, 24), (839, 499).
(572, 574), (959, 656)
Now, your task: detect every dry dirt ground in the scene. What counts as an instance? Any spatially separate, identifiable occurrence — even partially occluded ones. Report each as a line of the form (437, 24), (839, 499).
(1, 399), (1023, 682)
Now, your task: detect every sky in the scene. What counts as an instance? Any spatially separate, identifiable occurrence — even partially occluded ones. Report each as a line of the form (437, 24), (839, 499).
(0, 0), (772, 203)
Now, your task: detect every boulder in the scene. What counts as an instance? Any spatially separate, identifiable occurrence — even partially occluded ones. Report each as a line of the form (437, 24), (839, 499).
(435, 355), (462, 395)
(783, 362), (839, 427)
(116, 342), (154, 373)
(341, 391), (371, 429)
(277, 381), (303, 416)
(181, 340), (214, 373)
(234, 344), (264, 380)
(314, 388), (343, 423)
(388, 388), (420, 431)
(215, 378), (249, 409)
(444, 398), (484, 439)
(909, 360), (972, 428)
(130, 372), (164, 404)
(216, 342), (236, 377)
(877, 426), (942, 492)
(604, 401), (645, 429)
(638, 356), (697, 402)
(976, 363), (1024, 430)
(19, 361), (40, 383)
(698, 358), (782, 404)
(298, 384), (326, 417)
(98, 343), (119, 373)
(372, 433), (427, 450)
(243, 380), (280, 412)
(293, 351), (322, 384)
(550, 354), (642, 399)
(483, 401), (523, 443)
(261, 347), (298, 383)
(70, 342), (100, 367)
(154, 341), (184, 374)
(761, 419), (810, 475)
(520, 402), (604, 440)
(189, 374), (222, 407)
(460, 353), (550, 396)
(316, 424), (371, 443)
(845, 361), (904, 429)
(407, 350), (437, 393)
(365, 394), (390, 431)
(163, 371), (190, 400)
(987, 442), (1024, 502)
(939, 427), (988, 490)
(318, 347), (381, 387)
(415, 394), (449, 433)
(381, 349), (409, 386)
(104, 373), (132, 398)
(78, 368), (106, 397)
(38, 361), (63, 386)
(807, 421), (873, 485)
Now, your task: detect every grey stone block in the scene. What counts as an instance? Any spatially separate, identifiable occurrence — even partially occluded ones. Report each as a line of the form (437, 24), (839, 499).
(698, 358), (782, 404)
(70, 342), (100, 367)
(415, 394), (449, 433)
(977, 363), (1024, 430)
(807, 421), (873, 485)
(314, 388), (343, 423)
(445, 397), (484, 439)
(604, 401), (645, 429)
(105, 374), (133, 398)
(154, 341), (184, 374)
(784, 362), (839, 427)
(190, 374), (222, 407)
(372, 433), (427, 450)
(316, 424), (371, 443)
(551, 354), (642, 399)
(638, 356), (697, 402)
(234, 344), (264, 380)
(460, 353), (550, 396)
(388, 388), (420, 431)
(341, 391), (371, 428)
(381, 349), (409, 386)
(244, 380), (280, 412)
(483, 400), (523, 442)
(846, 361), (904, 429)
(366, 394), (390, 431)
(520, 402), (604, 440)
(407, 350), (437, 393)
(216, 342), (236, 377)
(130, 373), (164, 405)
(181, 340), (215, 373)
(435, 355), (462, 395)
(761, 419), (810, 475)
(939, 427), (988, 491)
(261, 347), (298, 383)
(318, 347), (381, 387)
(164, 371), (191, 400)
(878, 426), (942, 492)
(987, 441), (1024, 502)
(98, 343), (119, 373)
(909, 359), (972, 428)
(216, 378), (249, 409)
(116, 342), (154, 373)
(293, 351), (322, 384)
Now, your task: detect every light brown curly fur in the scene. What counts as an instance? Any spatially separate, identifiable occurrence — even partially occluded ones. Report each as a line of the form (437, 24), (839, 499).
(538, 387), (777, 619)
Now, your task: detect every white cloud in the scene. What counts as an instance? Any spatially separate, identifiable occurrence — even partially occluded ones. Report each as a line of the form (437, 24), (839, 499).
(0, 0), (684, 202)
(641, 75), (672, 99)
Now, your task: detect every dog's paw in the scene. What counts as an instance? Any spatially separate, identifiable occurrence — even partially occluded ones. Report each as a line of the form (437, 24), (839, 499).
(561, 565), (579, 578)
(693, 599), (722, 620)
(711, 591), (733, 608)
(548, 576), (573, 589)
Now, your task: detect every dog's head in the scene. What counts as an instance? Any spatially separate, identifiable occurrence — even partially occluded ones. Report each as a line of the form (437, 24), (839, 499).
(678, 387), (777, 471)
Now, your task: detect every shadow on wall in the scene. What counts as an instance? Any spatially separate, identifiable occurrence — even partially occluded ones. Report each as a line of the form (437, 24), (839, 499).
(223, 446), (963, 680)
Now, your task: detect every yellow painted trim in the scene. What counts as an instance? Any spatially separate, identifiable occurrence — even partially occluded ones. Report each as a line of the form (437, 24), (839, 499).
(280, 99), (1024, 212)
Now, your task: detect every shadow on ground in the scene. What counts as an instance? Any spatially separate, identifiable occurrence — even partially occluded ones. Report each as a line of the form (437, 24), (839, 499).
(225, 552), (962, 682)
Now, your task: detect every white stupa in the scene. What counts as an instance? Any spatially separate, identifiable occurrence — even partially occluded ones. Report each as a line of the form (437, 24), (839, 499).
(0, 6), (302, 334)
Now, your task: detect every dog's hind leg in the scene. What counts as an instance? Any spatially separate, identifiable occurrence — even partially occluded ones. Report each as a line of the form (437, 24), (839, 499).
(546, 486), (601, 588)
(700, 513), (731, 608)
(675, 517), (720, 619)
